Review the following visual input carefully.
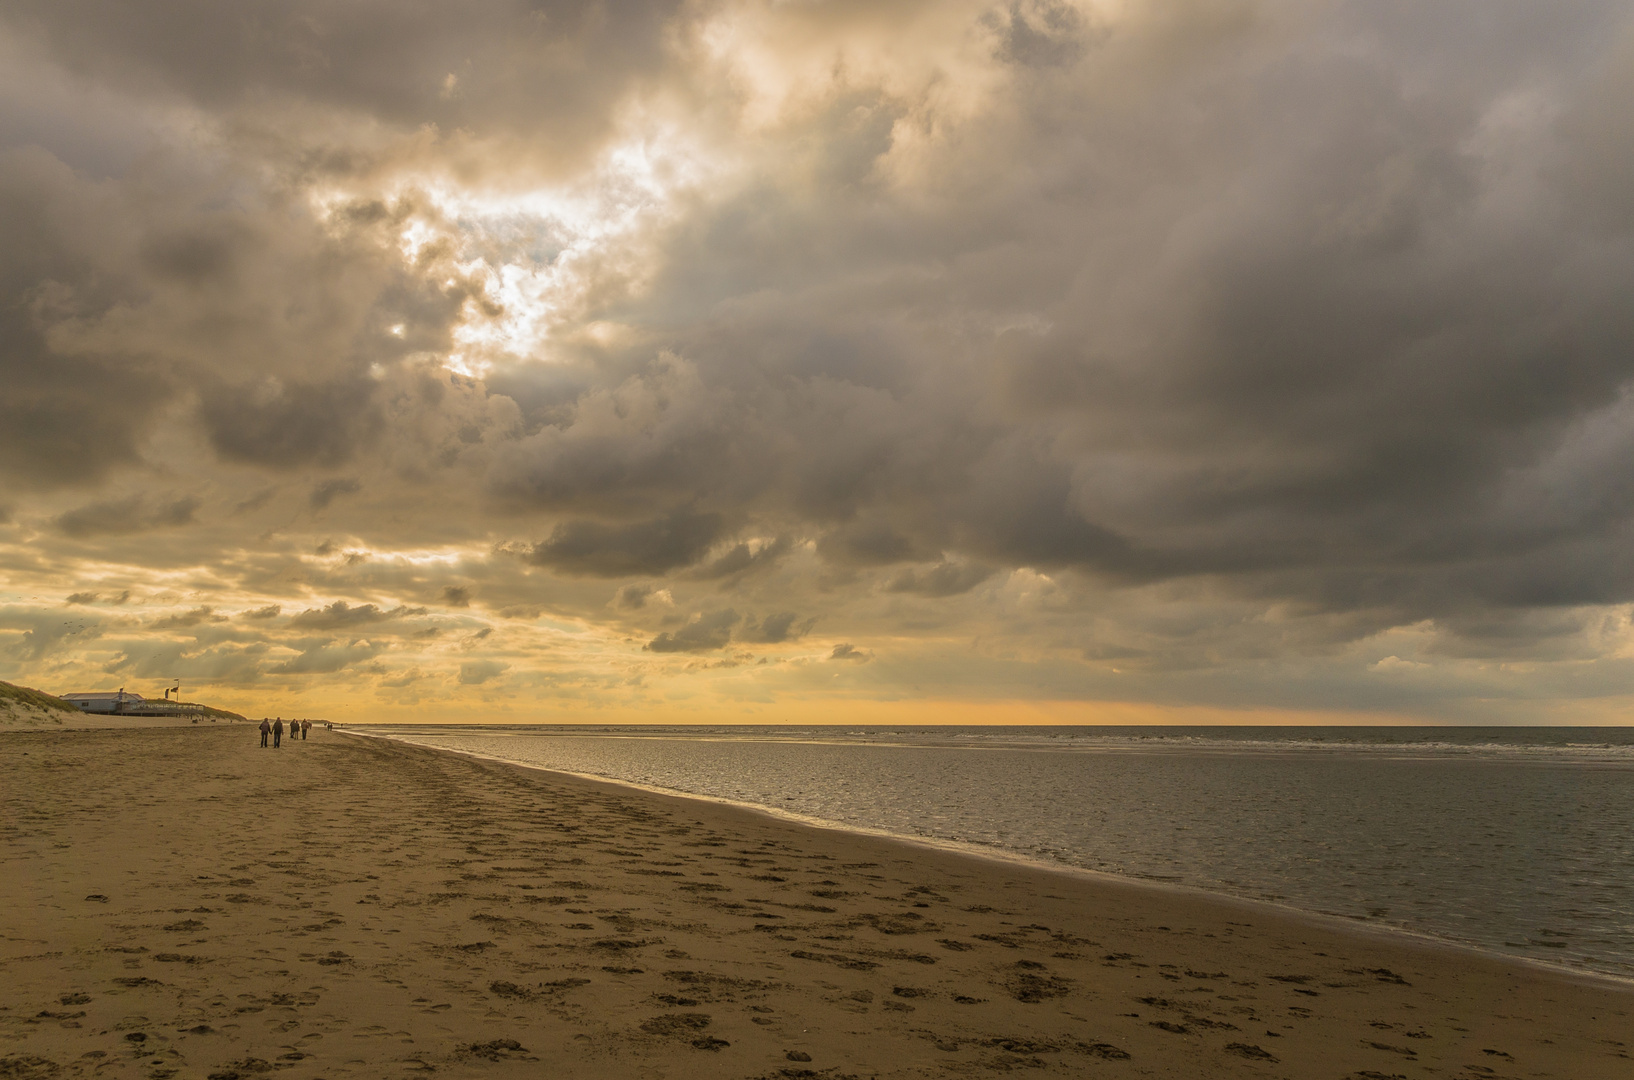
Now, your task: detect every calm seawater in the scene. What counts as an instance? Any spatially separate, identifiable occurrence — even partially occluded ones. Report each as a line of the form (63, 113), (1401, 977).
(358, 725), (1634, 980)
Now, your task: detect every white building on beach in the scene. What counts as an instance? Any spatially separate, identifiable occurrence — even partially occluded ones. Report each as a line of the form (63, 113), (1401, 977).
(61, 690), (144, 714)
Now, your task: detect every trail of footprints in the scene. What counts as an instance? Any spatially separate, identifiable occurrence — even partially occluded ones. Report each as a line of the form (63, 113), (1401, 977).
(1, 729), (1622, 1079)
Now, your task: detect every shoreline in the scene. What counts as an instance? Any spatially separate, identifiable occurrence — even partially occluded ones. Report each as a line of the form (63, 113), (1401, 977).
(6, 725), (1632, 1079)
(363, 727), (1634, 992)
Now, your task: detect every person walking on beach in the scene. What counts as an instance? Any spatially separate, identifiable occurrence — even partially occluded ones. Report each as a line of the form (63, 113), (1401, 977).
(301, 719), (310, 740)
(259, 718), (270, 747)
(273, 717), (283, 748)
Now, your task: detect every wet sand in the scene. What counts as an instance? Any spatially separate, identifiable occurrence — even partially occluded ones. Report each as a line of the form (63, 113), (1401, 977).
(3, 726), (1630, 1079)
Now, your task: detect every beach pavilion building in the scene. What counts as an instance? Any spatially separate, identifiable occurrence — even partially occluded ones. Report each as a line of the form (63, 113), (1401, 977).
(61, 690), (145, 714)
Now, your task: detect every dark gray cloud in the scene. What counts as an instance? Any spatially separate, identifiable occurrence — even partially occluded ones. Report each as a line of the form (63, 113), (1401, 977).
(816, 521), (928, 568)
(150, 606), (227, 630)
(540, 0), (1634, 645)
(645, 610), (738, 653)
(309, 477), (363, 511)
(55, 496), (201, 539)
(738, 612), (815, 645)
(527, 511), (726, 578)
(988, 0), (1090, 69)
(490, 357), (759, 517)
(232, 489), (277, 515)
(689, 536), (793, 581)
(288, 601), (425, 630)
(3, 0), (682, 168)
(206, 380), (382, 471)
(0, 149), (169, 490)
(613, 584), (658, 610)
(885, 562), (996, 598)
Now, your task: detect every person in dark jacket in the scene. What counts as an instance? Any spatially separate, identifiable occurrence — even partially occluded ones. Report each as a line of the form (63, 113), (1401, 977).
(259, 718), (270, 747)
(273, 717), (283, 748)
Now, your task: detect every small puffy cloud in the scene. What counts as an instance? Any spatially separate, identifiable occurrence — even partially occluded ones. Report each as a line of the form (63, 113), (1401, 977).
(66, 592), (98, 605)
(243, 604), (282, 619)
(458, 658), (509, 684)
(645, 609), (738, 653)
(829, 643), (870, 662)
(441, 585), (471, 607)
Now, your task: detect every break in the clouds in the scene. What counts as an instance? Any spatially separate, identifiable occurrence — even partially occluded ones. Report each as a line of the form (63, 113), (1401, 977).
(2, 0), (1633, 724)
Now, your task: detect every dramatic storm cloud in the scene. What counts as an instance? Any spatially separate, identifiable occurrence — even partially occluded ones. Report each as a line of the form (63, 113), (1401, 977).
(2, 0), (1632, 723)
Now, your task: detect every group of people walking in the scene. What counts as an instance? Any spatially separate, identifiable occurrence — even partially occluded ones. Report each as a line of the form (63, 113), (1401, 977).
(258, 717), (311, 748)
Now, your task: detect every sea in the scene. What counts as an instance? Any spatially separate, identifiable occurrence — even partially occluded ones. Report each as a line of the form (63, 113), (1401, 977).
(356, 724), (1634, 982)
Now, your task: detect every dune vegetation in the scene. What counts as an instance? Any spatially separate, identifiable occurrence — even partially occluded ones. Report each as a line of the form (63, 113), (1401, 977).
(0, 679), (79, 717)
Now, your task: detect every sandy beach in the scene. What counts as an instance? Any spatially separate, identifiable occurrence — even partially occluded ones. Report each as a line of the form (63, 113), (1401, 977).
(3, 726), (1630, 1079)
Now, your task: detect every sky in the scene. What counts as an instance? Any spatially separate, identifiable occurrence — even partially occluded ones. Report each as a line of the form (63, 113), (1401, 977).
(2, 0), (1633, 725)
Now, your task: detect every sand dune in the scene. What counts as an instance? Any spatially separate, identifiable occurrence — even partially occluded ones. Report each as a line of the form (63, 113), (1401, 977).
(0, 682), (80, 730)
(3, 726), (1630, 1079)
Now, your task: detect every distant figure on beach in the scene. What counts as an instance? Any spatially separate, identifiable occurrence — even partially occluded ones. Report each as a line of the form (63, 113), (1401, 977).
(301, 719), (310, 740)
(273, 717), (283, 748)
(259, 718), (270, 747)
